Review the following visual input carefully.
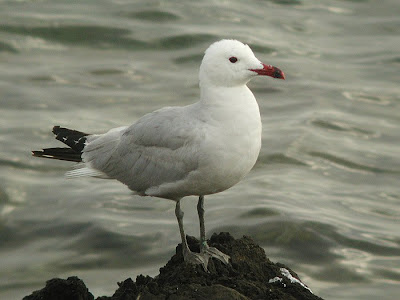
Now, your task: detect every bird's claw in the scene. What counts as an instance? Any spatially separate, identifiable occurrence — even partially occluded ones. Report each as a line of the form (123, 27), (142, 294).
(183, 248), (209, 271)
(201, 243), (230, 265)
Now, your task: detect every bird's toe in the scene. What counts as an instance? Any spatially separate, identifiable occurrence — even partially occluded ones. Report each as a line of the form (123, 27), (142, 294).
(203, 246), (230, 265)
(183, 249), (210, 271)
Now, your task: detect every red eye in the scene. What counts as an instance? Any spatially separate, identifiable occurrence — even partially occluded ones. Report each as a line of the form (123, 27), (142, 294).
(229, 57), (238, 63)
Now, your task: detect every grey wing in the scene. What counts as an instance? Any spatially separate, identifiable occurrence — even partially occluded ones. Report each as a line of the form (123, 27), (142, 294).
(79, 106), (203, 195)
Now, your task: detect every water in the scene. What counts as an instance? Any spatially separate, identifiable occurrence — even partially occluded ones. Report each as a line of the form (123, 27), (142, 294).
(1, 0), (399, 299)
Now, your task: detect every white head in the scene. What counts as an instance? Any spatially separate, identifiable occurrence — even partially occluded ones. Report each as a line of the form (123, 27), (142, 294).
(199, 39), (285, 88)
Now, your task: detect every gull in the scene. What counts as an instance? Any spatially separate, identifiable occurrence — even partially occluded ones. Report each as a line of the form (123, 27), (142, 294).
(32, 39), (285, 270)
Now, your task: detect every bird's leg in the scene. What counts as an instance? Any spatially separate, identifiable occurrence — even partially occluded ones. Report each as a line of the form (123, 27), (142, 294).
(175, 200), (208, 271)
(197, 195), (230, 265)
(197, 195), (207, 249)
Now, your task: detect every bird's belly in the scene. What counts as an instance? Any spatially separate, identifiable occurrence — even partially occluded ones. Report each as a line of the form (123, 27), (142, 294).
(145, 129), (261, 200)
(193, 130), (261, 194)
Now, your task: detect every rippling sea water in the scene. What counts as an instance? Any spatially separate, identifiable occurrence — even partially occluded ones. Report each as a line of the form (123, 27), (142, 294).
(1, 0), (399, 299)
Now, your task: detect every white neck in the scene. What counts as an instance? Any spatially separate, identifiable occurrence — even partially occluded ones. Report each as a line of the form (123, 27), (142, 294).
(199, 83), (257, 111)
(197, 83), (262, 138)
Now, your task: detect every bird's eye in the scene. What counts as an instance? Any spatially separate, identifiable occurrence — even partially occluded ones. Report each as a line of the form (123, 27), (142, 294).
(229, 57), (238, 63)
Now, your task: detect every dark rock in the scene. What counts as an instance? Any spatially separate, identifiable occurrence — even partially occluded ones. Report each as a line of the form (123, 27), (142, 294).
(23, 233), (324, 300)
(23, 276), (94, 300)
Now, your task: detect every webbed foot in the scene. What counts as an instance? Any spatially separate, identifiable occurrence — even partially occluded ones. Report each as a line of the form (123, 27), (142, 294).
(201, 243), (230, 265)
(183, 247), (209, 271)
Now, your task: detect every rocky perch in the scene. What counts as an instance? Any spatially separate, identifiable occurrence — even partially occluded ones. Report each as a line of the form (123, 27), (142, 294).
(23, 233), (323, 300)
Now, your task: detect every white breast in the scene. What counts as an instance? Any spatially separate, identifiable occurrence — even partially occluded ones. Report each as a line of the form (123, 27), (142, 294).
(148, 85), (262, 198)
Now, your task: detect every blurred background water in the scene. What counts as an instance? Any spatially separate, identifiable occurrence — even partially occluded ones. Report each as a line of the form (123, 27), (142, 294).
(1, 0), (399, 299)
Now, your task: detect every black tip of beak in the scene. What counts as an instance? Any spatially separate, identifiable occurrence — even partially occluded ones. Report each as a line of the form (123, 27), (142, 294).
(249, 64), (286, 79)
(274, 68), (285, 80)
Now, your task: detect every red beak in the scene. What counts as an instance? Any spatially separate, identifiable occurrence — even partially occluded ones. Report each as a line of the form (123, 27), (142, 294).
(250, 63), (285, 80)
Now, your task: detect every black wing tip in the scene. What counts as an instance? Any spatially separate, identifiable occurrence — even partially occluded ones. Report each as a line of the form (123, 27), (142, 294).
(31, 150), (56, 160)
(51, 126), (89, 153)
(52, 126), (89, 136)
(52, 125), (61, 134)
(32, 150), (43, 157)
(32, 149), (55, 160)
(31, 147), (82, 162)
(33, 126), (89, 161)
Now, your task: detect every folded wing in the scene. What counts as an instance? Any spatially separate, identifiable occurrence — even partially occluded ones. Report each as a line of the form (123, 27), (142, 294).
(76, 106), (203, 196)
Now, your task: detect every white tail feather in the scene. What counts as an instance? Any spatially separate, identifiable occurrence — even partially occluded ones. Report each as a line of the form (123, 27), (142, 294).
(65, 166), (109, 179)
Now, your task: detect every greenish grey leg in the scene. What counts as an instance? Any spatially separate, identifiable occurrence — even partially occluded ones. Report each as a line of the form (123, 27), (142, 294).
(175, 200), (208, 270)
(197, 195), (207, 248)
(197, 195), (230, 265)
